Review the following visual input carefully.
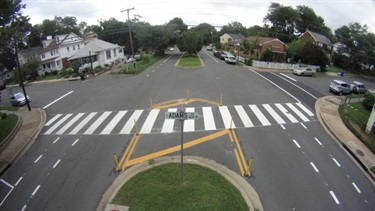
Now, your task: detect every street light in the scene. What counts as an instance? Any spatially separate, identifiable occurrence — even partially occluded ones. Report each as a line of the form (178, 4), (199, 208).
(89, 48), (93, 74)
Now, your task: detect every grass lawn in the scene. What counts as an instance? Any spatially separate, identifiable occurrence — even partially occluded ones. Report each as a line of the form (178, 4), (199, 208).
(41, 74), (63, 80)
(112, 163), (248, 210)
(178, 53), (202, 67)
(327, 65), (353, 74)
(119, 55), (164, 74)
(0, 114), (18, 145)
(0, 106), (18, 111)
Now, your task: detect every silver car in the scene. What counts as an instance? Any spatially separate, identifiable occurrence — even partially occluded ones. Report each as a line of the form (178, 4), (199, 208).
(329, 80), (351, 95)
(293, 67), (316, 76)
(350, 81), (367, 94)
(10, 92), (30, 106)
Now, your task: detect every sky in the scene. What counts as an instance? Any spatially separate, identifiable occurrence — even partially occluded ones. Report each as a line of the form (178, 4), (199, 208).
(22, 0), (375, 34)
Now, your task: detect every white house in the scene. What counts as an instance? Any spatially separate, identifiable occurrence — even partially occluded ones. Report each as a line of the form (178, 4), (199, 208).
(38, 33), (85, 74)
(68, 38), (125, 70)
(219, 33), (246, 45)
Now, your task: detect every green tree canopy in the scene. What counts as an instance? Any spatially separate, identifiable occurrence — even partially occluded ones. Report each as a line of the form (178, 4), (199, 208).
(177, 30), (203, 56)
(135, 25), (173, 54)
(191, 23), (216, 45)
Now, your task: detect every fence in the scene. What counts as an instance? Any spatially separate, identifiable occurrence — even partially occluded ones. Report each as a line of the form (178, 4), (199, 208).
(252, 60), (320, 71)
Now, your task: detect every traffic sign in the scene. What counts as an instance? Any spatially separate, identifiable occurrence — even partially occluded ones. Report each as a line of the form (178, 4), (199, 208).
(165, 111), (198, 120)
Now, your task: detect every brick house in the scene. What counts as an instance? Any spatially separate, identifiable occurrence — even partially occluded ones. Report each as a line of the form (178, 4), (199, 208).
(244, 36), (287, 62)
(298, 30), (333, 61)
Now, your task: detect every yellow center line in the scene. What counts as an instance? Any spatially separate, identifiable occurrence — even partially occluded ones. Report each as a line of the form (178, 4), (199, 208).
(124, 130), (229, 167)
(234, 149), (244, 176)
(151, 98), (221, 109)
(231, 129), (248, 172)
(116, 134), (138, 171)
(121, 135), (141, 171)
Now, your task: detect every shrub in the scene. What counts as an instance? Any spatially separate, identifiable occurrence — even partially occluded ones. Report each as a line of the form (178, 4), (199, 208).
(245, 55), (257, 66)
(52, 70), (59, 75)
(1, 112), (7, 119)
(362, 91), (375, 110)
(44, 71), (50, 76)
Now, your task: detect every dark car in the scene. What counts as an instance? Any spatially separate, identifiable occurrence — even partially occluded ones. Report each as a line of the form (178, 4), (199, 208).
(214, 51), (222, 58)
(219, 53), (227, 60)
(0, 79), (5, 90)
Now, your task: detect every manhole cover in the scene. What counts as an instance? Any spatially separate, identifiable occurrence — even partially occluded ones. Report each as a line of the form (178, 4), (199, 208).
(356, 149), (365, 156)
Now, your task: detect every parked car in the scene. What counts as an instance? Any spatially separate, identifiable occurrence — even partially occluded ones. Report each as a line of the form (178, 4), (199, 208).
(350, 81), (367, 94)
(329, 80), (351, 95)
(226, 55), (236, 64)
(219, 53), (227, 60)
(0, 79), (5, 90)
(134, 53), (141, 61)
(214, 51), (223, 58)
(10, 92), (30, 106)
(206, 46), (212, 51)
(293, 67), (316, 76)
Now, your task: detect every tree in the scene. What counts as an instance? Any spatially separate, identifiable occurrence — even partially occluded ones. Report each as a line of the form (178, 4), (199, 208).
(220, 21), (247, 36)
(135, 25), (173, 54)
(166, 17), (188, 34)
(300, 42), (329, 70)
(191, 23), (216, 45)
(295, 6), (331, 36)
(247, 25), (270, 37)
(177, 30), (202, 56)
(286, 39), (309, 63)
(263, 2), (299, 43)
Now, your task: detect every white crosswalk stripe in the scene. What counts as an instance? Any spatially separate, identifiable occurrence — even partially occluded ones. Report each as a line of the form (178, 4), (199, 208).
(42, 102), (315, 135)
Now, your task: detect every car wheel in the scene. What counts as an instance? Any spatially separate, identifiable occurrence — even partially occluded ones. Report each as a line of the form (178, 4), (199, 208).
(312, 73), (315, 77)
(339, 91), (343, 96)
(301, 73), (304, 76)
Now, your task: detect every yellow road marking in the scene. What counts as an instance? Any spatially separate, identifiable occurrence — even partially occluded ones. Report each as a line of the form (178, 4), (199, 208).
(124, 130), (229, 167)
(116, 134), (138, 171)
(121, 134), (141, 171)
(234, 149), (244, 176)
(151, 98), (221, 109)
(231, 129), (248, 172)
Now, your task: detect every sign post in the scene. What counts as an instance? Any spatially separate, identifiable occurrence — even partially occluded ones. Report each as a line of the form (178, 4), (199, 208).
(165, 111), (198, 181)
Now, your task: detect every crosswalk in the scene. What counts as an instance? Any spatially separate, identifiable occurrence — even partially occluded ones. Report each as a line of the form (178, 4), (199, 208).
(42, 102), (315, 135)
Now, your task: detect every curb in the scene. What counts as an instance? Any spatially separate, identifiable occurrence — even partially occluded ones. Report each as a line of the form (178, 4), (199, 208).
(97, 156), (263, 211)
(315, 97), (375, 182)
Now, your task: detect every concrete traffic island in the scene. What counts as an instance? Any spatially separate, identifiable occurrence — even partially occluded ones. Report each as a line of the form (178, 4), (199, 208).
(97, 155), (263, 211)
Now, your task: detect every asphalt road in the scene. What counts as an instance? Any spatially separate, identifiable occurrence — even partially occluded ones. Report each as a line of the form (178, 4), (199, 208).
(0, 50), (375, 210)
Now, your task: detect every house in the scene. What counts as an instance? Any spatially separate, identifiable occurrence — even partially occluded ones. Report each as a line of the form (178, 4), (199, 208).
(220, 33), (246, 45)
(68, 37), (125, 71)
(299, 30), (333, 60)
(243, 36), (287, 62)
(38, 33), (85, 74)
(18, 46), (42, 66)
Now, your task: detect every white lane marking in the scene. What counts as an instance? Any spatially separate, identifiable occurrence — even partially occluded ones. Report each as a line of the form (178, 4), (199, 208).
(100, 111), (127, 134)
(263, 104), (285, 124)
(21, 205), (27, 211)
(84, 111), (111, 134)
(275, 104), (298, 123)
(296, 102), (315, 117)
(163, 54), (173, 63)
(204, 50), (219, 63)
(15, 177), (23, 186)
(69, 112), (97, 134)
(53, 159), (61, 169)
(293, 139), (301, 148)
(249, 69), (300, 103)
(72, 139), (79, 146)
(31, 185), (41, 197)
(139, 109), (160, 134)
(34, 155), (43, 163)
(329, 191), (340, 204)
(287, 103), (310, 122)
(271, 72), (318, 100)
(44, 114), (73, 134)
(352, 182), (361, 193)
(332, 158), (341, 167)
(120, 110), (143, 134)
(56, 113), (84, 135)
(203, 107), (216, 131)
(310, 162), (319, 173)
(43, 91), (74, 109)
(300, 123), (307, 129)
(314, 137), (322, 146)
(152, 70), (155, 72)
(249, 105), (271, 126)
(279, 73), (297, 82)
(45, 114), (62, 126)
(235, 105), (254, 127)
(53, 137), (60, 144)
(161, 108), (177, 133)
(184, 108), (195, 132)
(0, 179), (14, 206)
(219, 106), (236, 129)
(280, 124), (286, 130)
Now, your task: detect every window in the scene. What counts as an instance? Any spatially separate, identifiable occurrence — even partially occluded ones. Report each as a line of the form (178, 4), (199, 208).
(56, 60), (60, 66)
(51, 51), (53, 56)
(67, 47), (70, 52)
(106, 50), (111, 59)
(73, 45), (76, 50)
(113, 49), (117, 57)
(78, 45), (80, 49)
(43, 64), (46, 69)
(47, 63), (51, 68)
(119, 49), (122, 53)
(41, 53), (45, 58)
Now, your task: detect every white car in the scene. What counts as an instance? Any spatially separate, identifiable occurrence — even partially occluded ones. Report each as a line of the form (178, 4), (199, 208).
(10, 92), (30, 106)
(293, 67), (316, 76)
(226, 56), (236, 64)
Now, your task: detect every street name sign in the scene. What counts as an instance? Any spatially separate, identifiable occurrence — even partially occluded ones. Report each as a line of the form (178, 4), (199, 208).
(165, 111), (198, 120)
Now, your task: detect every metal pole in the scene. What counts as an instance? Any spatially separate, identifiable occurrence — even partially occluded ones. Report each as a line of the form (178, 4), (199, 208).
(89, 50), (93, 74)
(180, 119), (184, 181)
(14, 44), (31, 111)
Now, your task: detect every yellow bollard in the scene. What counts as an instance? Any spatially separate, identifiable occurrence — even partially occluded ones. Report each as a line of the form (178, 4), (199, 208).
(230, 115), (234, 130)
(187, 88), (190, 100)
(246, 157), (253, 176)
(220, 94), (223, 106)
(114, 153), (120, 171)
(134, 119), (139, 135)
(150, 97), (153, 108)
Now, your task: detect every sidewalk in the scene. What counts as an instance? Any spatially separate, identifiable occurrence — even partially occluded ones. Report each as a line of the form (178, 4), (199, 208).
(0, 96), (374, 209)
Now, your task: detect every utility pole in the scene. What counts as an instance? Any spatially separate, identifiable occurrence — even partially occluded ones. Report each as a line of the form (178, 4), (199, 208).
(121, 7), (135, 60)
